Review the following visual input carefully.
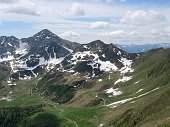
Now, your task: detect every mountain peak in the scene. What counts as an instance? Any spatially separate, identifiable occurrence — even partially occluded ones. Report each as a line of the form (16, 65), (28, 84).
(87, 40), (105, 47)
(33, 29), (58, 39)
(39, 29), (53, 34)
(89, 40), (105, 44)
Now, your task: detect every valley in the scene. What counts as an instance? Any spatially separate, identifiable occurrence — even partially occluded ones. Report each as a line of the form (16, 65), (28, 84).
(0, 29), (170, 127)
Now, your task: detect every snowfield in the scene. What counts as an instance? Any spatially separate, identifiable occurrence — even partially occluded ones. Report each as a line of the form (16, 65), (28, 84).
(114, 57), (134, 84)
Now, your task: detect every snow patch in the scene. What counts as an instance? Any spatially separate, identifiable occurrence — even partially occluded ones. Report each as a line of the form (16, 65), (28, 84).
(15, 41), (28, 57)
(114, 76), (132, 85)
(0, 96), (11, 101)
(70, 51), (118, 74)
(98, 79), (102, 82)
(99, 124), (103, 127)
(98, 59), (118, 72)
(105, 88), (122, 96)
(134, 81), (140, 84)
(136, 89), (143, 93)
(0, 53), (14, 62)
(102, 54), (105, 58)
(108, 75), (111, 79)
(8, 43), (13, 47)
(119, 57), (134, 74)
(107, 87), (159, 108)
(62, 45), (73, 53)
(1, 37), (5, 44)
(114, 57), (134, 84)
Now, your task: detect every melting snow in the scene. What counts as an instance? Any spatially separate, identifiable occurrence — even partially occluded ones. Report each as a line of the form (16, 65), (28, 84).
(46, 57), (65, 71)
(114, 76), (132, 85)
(136, 89), (143, 93)
(62, 45), (73, 53)
(114, 57), (134, 84)
(1, 37), (5, 44)
(99, 124), (103, 127)
(107, 87), (159, 108)
(98, 59), (118, 72)
(0, 53), (14, 62)
(15, 41), (28, 57)
(102, 54), (105, 58)
(98, 79), (102, 82)
(70, 51), (118, 73)
(105, 88), (122, 96)
(83, 45), (88, 49)
(108, 75), (111, 79)
(7, 80), (16, 86)
(0, 97), (11, 101)
(8, 43), (13, 47)
(119, 57), (134, 74)
(134, 81), (140, 84)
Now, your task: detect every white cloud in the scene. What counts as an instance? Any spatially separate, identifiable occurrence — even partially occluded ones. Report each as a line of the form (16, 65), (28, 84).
(5, 0), (40, 16)
(98, 28), (170, 44)
(121, 10), (166, 26)
(60, 31), (80, 39)
(105, 0), (112, 3)
(0, 0), (16, 3)
(97, 0), (127, 3)
(99, 30), (125, 37)
(70, 2), (85, 16)
(90, 21), (110, 29)
(0, 0), (170, 44)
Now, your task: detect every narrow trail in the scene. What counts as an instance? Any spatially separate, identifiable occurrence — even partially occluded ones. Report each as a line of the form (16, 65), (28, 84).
(43, 100), (79, 127)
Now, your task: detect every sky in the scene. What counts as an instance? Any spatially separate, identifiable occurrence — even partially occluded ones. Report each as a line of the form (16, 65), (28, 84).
(0, 0), (170, 44)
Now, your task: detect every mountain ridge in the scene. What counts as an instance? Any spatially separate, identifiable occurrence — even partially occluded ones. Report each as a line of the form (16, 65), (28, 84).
(0, 29), (170, 127)
(0, 29), (137, 81)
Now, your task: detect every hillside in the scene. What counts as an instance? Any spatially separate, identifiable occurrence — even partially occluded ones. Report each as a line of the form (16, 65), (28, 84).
(0, 31), (170, 127)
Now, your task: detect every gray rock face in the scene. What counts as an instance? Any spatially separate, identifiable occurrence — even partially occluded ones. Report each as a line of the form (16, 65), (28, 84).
(0, 36), (20, 55)
(58, 40), (138, 77)
(0, 29), (80, 80)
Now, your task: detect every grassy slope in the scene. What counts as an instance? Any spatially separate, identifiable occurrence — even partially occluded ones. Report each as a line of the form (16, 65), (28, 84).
(105, 48), (170, 127)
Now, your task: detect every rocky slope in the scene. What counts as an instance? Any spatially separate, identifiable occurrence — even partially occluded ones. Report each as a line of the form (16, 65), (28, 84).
(0, 29), (80, 81)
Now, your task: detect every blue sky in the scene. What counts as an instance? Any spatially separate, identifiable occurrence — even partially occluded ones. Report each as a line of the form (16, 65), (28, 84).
(0, 0), (170, 44)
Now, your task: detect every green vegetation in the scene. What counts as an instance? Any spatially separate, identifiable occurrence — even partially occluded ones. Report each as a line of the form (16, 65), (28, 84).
(20, 112), (60, 127)
(157, 119), (170, 127)
(108, 87), (170, 127)
(0, 63), (10, 84)
(0, 48), (170, 127)
(0, 104), (44, 127)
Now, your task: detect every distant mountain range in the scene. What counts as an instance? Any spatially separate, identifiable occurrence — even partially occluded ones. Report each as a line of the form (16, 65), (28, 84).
(117, 43), (170, 53)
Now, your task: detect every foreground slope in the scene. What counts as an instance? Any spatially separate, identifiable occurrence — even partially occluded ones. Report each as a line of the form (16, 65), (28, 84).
(106, 48), (170, 127)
